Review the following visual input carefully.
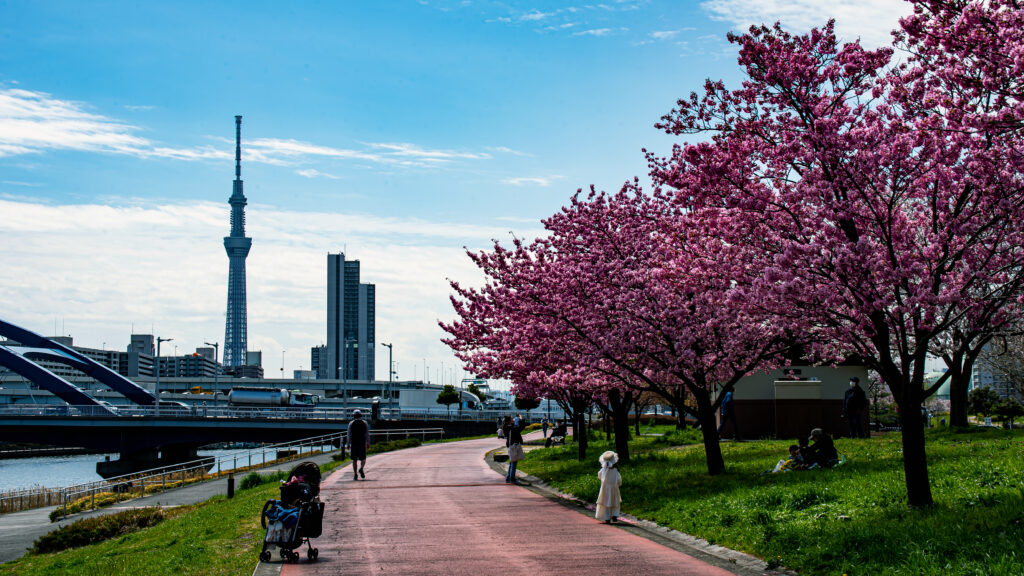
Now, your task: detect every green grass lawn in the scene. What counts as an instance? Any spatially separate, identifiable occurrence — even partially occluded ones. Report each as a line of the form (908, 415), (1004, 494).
(520, 427), (1024, 576)
(0, 459), (346, 576)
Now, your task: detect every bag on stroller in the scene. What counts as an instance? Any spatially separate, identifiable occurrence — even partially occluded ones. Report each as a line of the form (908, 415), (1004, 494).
(259, 461), (325, 563)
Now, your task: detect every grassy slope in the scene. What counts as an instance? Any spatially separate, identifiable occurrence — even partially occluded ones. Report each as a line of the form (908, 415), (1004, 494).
(0, 460), (345, 576)
(520, 427), (1024, 576)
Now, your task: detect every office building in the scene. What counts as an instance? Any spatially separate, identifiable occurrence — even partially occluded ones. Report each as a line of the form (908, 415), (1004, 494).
(310, 345), (327, 379)
(326, 253), (375, 380)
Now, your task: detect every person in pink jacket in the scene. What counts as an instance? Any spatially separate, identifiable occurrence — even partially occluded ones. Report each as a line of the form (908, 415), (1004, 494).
(595, 450), (622, 523)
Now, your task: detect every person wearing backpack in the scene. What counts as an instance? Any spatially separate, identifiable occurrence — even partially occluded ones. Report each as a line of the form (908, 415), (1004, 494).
(346, 410), (371, 480)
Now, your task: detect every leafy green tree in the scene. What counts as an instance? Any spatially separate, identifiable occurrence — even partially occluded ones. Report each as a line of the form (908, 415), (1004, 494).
(436, 384), (460, 417)
(967, 387), (1001, 419)
(994, 397), (1024, 429)
(466, 382), (487, 403)
(514, 395), (541, 419)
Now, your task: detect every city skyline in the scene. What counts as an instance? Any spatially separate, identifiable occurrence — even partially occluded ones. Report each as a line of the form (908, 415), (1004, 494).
(0, 1), (910, 387)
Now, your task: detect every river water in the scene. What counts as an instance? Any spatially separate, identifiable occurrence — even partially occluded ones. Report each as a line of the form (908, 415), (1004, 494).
(0, 448), (297, 492)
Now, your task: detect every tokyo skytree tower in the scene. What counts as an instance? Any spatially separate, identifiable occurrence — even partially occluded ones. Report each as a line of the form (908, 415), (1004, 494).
(222, 115), (252, 367)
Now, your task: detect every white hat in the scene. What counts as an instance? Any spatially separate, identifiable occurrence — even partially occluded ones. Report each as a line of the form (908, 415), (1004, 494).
(599, 450), (618, 467)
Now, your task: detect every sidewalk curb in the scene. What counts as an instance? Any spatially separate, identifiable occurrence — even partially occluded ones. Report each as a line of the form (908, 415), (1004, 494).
(485, 447), (797, 576)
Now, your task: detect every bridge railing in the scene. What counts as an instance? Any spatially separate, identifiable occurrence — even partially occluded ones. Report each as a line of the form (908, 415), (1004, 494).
(1, 427), (444, 517)
(0, 404), (567, 424)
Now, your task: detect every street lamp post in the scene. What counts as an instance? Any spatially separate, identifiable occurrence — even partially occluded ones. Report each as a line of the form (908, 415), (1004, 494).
(341, 338), (356, 415)
(381, 342), (393, 413)
(155, 337), (173, 416)
(204, 341), (219, 407)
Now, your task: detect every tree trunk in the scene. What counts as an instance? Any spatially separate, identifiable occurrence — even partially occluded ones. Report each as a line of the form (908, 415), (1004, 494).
(947, 368), (969, 427)
(569, 396), (590, 462)
(634, 400), (641, 437)
(577, 410), (588, 462)
(674, 387), (687, 429)
(899, 402), (934, 507)
(694, 391), (724, 475)
(608, 389), (632, 463)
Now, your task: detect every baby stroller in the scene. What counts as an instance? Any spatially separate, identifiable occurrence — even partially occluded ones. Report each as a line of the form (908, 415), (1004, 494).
(259, 461), (325, 563)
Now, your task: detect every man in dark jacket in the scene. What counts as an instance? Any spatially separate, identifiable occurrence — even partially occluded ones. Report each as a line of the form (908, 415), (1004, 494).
(804, 428), (838, 468)
(346, 410), (371, 480)
(843, 377), (869, 438)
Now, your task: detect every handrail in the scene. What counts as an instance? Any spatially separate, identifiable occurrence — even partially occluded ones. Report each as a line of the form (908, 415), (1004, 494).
(0, 404), (566, 424)
(0, 427), (445, 517)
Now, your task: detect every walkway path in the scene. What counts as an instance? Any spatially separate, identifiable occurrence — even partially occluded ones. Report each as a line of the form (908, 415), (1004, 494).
(272, 434), (756, 576)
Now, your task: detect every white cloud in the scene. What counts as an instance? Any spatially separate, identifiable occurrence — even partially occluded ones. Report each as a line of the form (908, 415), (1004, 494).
(0, 87), (494, 170)
(485, 146), (532, 157)
(0, 88), (152, 158)
(501, 175), (564, 187)
(520, 10), (551, 21)
(295, 169), (340, 179)
(650, 30), (681, 40)
(123, 105), (156, 111)
(573, 28), (614, 37)
(0, 198), (542, 382)
(700, 0), (910, 47)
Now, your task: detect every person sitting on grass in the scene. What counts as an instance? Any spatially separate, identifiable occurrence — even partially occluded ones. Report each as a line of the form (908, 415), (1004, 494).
(770, 444), (806, 474)
(803, 428), (839, 469)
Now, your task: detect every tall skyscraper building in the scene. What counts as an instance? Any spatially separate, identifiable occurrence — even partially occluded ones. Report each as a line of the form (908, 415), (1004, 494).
(223, 116), (252, 367)
(310, 345), (327, 379)
(326, 253), (375, 380)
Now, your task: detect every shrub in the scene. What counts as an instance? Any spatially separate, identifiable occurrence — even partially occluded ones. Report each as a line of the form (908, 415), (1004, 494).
(49, 492), (120, 522)
(239, 472), (263, 490)
(34, 508), (165, 554)
(368, 438), (421, 455)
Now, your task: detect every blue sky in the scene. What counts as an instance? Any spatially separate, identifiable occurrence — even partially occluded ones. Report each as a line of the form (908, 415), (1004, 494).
(0, 1), (907, 386)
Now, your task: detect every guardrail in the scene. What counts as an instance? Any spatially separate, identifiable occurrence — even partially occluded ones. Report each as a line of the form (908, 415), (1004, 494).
(0, 404), (566, 424)
(0, 427), (444, 517)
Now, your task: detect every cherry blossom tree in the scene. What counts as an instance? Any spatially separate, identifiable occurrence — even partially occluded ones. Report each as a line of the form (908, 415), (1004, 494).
(648, 1), (1024, 506)
(444, 184), (792, 475)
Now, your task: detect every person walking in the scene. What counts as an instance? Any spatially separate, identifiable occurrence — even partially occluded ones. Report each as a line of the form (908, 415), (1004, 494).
(843, 377), (869, 438)
(541, 416), (550, 438)
(717, 389), (740, 440)
(503, 414), (525, 485)
(346, 409), (371, 480)
(595, 450), (622, 523)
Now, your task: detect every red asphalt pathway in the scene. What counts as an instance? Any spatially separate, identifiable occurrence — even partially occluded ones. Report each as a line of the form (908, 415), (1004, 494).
(279, 435), (737, 576)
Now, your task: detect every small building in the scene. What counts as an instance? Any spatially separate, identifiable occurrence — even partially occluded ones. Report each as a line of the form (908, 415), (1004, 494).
(725, 364), (869, 440)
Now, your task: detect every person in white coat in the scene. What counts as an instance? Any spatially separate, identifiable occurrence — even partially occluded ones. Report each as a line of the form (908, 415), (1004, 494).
(595, 450), (622, 523)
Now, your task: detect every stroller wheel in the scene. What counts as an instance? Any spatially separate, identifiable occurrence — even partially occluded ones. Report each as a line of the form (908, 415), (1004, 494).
(290, 551), (301, 563)
(259, 550), (271, 562)
(308, 548), (319, 561)
(280, 549), (289, 559)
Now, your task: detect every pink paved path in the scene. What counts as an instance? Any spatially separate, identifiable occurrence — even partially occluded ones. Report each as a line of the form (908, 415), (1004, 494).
(280, 436), (736, 576)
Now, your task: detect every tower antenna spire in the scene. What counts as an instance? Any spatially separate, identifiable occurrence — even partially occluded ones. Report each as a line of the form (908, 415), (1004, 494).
(235, 115), (242, 179)
(224, 115), (252, 368)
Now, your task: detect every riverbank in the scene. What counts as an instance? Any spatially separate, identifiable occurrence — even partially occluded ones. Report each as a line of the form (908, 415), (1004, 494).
(0, 450), (342, 567)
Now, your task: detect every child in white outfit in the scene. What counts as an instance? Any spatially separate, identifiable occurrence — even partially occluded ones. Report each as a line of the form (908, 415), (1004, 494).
(595, 450), (622, 523)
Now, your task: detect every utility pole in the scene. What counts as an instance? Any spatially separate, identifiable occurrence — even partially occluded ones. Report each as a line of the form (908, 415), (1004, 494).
(155, 336), (173, 416)
(381, 342), (393, 412)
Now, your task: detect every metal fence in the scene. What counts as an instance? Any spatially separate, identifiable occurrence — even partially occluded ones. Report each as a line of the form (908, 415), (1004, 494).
(0, 427), (444, 517)
(0, 404), (563, 423)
